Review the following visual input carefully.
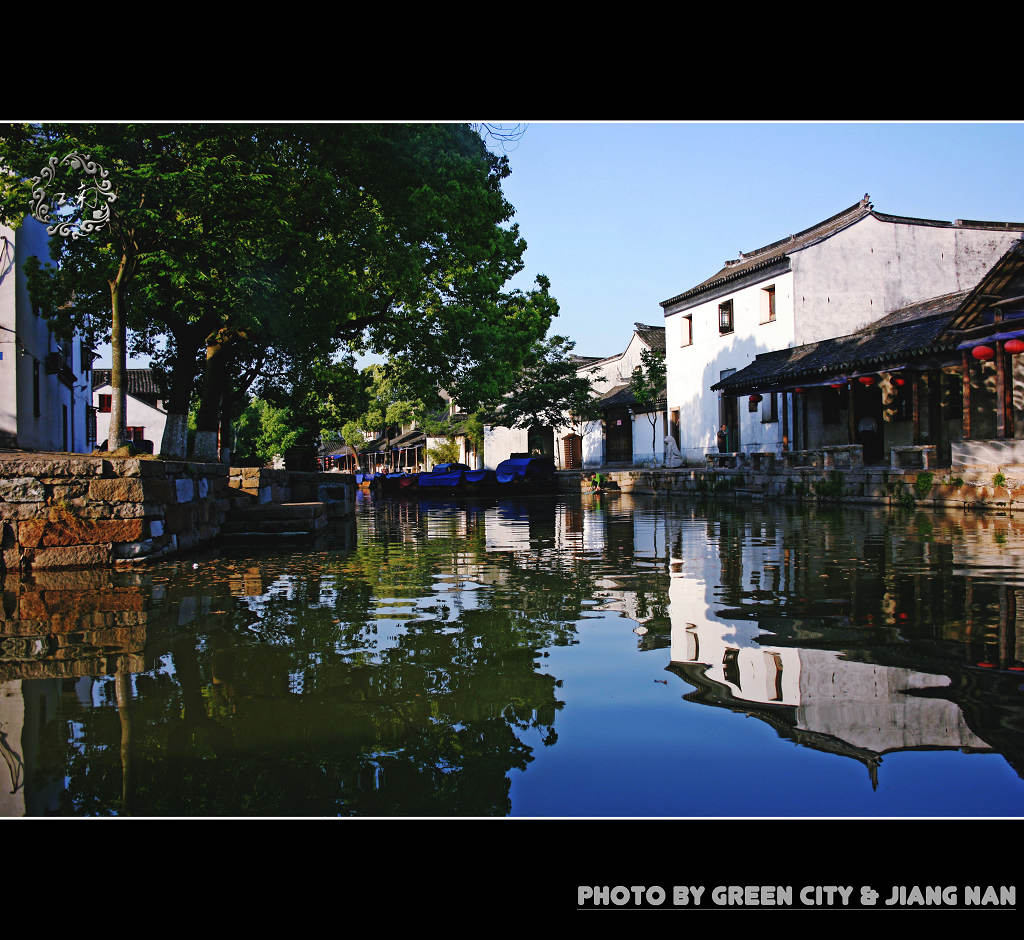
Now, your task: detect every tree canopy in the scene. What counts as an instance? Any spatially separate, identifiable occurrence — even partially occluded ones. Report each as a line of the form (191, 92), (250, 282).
(0, 123), (557, 461)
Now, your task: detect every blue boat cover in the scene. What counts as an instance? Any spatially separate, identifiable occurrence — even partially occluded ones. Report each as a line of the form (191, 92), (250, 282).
(418, 470), (465, 488)
(495, 457), (554, 484)
(464, 469), (496, 485)
(431, 462), (471, 475)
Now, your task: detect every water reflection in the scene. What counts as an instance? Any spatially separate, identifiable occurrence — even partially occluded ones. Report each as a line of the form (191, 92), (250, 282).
(665, 502), (1024, 788)
(1, 495), (1023, 816)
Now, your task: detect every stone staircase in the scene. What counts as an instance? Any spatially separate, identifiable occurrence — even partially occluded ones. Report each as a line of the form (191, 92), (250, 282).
(218, 499), (328, 543)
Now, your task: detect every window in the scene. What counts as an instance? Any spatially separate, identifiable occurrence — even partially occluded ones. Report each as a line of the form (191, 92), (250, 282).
(761, 285), (776, 323)
(98, 394), (112, 413)
(126, 426), (145, 443)
(718, 300), (733, 334)
(681, 314), (692, 347)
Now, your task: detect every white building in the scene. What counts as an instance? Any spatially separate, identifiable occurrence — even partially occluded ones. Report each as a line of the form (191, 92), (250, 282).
(92, 368), (168, 454)
(661, 195), (1024, 463)
(484, 323), (667, 469)
(0, 217), (92, 453)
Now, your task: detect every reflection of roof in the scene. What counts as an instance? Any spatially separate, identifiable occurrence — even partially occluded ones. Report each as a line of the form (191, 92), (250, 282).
(92, 368), (163, 397)
(711, 291), (967, 394)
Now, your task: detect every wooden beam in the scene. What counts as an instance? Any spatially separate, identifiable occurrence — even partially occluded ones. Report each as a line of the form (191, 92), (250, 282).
(848, 382), (856, 445)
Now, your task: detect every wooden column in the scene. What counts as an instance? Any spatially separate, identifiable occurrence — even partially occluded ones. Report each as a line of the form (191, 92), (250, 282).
(961, 351), (971, 440)
(781, 391), (789, 450)
(848, 382), (856, 444)
(911, 374), (921, 444)
(999, 339), (1007, 440)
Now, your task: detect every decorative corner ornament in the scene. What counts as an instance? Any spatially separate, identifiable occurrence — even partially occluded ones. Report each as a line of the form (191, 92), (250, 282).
(30, 152), (116, 239)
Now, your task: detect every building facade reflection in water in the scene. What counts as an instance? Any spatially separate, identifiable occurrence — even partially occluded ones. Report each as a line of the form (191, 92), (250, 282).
(664, 502), (1024, 785)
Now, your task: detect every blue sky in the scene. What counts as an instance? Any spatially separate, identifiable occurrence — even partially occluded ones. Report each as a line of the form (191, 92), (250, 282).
(122, 121), (1024, 369)
(493, 121), (1024, 359)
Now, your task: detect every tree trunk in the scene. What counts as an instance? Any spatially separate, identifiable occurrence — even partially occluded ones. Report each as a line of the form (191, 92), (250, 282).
(193, 330), (231, 461)
(106, 258), (129, 452)
(159, 339), (200, 458)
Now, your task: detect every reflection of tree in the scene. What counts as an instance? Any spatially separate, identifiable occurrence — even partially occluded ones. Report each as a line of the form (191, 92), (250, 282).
(46, 498), (595, 816)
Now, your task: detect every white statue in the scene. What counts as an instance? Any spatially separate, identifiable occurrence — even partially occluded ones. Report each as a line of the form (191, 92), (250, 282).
(663, 435), (683, 468)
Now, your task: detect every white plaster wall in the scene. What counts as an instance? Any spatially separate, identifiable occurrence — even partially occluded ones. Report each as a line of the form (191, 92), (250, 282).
(1, 218), (90, 452)
(93, 386), (167, 454)
(483, 424), (529, 469)
(791, 217), (1024, 345)
(664, 271), (795, 462)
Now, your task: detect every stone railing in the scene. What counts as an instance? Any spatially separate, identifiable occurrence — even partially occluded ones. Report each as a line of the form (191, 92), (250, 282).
(780, 449), (822, 470)
(890, 445), (937, 470)
(823, 444), (864, 469)
(704, 452), (744, 470)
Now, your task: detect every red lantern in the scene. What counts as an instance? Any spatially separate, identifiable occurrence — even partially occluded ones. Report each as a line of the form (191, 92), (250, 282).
(793, 387), (804, 394)
(972, 345), (995, 361)
(1005, 339), (1024, 354)
(748, 394), (762, 404)
(894, 377), (906, 386)
(830, 382), (844, 389)
(858, 376), (875, 386)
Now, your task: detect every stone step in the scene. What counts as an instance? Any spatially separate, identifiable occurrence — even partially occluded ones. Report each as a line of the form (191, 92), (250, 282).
(228, 501), (326, 522)
(221, 515), (327, 535)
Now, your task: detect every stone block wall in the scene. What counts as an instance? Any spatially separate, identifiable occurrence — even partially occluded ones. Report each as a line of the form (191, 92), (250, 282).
(0, 454), (228, 572)
(228, 467), (356, 518)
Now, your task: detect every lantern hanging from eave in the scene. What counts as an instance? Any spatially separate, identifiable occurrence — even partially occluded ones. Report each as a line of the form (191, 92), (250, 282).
(1005, 338), (1024, 355)
(972, 345), (995, 361)
(894, 377), (906, 386)
(793, 387), (804, 394)
(830, 382), (845, 389)
(748, 394), (762, 404)
(858, 375), (875, 386)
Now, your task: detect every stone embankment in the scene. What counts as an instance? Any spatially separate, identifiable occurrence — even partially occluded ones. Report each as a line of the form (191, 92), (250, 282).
(0, 454), (356, 571)
(558, 466), (1024, 512)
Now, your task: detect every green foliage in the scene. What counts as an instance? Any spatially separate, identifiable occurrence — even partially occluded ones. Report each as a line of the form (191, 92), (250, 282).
(630, 347), (668, 462)
(896, 486), (916, 509)
(813, 471), (845, 502)
(914, 472), (934, 500)
(484, 334), (601, 433)
(232, 397), (300, 466)
(426, 439), (461, 466)
(993, 472), (1007, 489)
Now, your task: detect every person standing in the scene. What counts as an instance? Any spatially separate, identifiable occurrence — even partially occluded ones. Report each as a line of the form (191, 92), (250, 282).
(717, 423), (729, 453)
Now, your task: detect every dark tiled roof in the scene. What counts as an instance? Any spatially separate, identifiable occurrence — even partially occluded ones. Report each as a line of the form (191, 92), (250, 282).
(634, 322), (665, 351)
(92, 368), (163, 397)
(711, 292), (966, 393)
(661, 197), (874, 309)
(599, 381), (667, 411)
(660, 199), (1024, 311)
(945, 238), (1024, 334)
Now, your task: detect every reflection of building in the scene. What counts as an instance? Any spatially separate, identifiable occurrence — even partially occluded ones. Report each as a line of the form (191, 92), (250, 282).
(664, 508), (1007, 786)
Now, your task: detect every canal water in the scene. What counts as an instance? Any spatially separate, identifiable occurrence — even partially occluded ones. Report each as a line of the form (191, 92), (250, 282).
(3, 490), (1024, 817)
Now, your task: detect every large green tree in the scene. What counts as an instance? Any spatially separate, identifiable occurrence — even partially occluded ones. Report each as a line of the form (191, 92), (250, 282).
(0, 124), (556, 461)
(485, 334), (603, 435)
